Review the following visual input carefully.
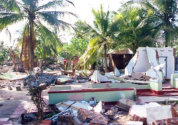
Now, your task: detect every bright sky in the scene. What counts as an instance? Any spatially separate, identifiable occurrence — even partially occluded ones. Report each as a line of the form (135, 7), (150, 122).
(0, 0), (127, 47)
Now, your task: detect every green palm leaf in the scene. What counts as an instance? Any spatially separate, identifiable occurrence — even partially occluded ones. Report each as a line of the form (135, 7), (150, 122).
(0, 13), (22, 30)
(38, 0), (74, 10)
(37, 12), (71, 28)
(0, 0), (20, 12)
(35, 23), (63, 56)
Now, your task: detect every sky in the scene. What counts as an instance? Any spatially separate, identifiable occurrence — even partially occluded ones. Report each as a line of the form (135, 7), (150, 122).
(60, 0), (127, 43)
(0, 0), (127, 48)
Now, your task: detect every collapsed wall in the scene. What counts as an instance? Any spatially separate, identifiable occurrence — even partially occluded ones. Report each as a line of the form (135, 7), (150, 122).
(125, 47), (175, 81)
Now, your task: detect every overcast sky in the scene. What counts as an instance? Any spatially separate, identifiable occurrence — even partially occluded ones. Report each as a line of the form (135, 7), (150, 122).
(0, 0), (127, 47)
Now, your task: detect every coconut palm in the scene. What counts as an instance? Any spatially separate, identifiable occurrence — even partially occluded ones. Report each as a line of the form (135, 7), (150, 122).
(127, 0), (178, 47)
(114, 7), (159, 52)
(0, 0), (75, 70)
(76, 5), (120, 71)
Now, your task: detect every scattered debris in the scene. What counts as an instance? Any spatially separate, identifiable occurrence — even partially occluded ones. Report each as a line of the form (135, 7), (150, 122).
(24, 73), (58, 87)
(90, 70), (111, 83)
(116, 99), (136, 112)
(8, 85), (12, 90)
(56, 77), (73, 85)
(78, 108), (109, 124)
(16, 85), (21, 91)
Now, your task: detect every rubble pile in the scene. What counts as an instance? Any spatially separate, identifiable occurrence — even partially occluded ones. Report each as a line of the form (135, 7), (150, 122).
(123, 74), (150, 81)
(24, 73), (59, 87)
(45, 100), (132, 125)
(0, 79), (23, 90)
(39, 99), (178, 125)
(56, 76), (74, 85)
(78, 108), (109, 124)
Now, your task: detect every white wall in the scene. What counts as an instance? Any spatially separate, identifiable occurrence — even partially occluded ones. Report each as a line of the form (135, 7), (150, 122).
(156, 48), (175, 79)
(133, 48), (151, 73)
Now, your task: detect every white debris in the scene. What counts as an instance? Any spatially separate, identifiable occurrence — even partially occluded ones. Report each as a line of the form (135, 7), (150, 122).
(56, 101), (92, 116)
(146, 105), (172, 124)
(94, 101), (103, 113)
(90, 70), (111, 83)
(127, 121), (143, 125)
(129, 102), (161, 118)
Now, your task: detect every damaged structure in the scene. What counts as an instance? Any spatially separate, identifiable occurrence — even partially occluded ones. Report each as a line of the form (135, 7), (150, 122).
(45, 47), (178, 125)
(125, 47), (175, 81)
(48, 47), (177, 104)
(108, 48), (133, 70)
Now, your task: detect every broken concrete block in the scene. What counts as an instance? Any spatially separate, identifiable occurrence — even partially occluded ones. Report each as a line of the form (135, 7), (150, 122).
(56, 77), (73, 85)
(16, 86), (21, 91)
(146, 105), (172, 124)
(93, 101), (103, 113)
(78, 108), (109, 124)
(127, 121), (143, 125)
(129, 103), (161, 124)
(116, 99), (136, 112)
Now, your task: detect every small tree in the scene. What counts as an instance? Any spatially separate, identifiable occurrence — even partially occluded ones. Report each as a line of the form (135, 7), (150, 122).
(0, 43), (9, 65)
(25, 74), (46, 120)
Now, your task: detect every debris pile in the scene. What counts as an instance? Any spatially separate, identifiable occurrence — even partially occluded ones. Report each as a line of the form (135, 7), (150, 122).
(123, 72), (151, 81)
(78, 108), (109, 124)
(44, 100), (132, 125)
(24, 73), (58, 87)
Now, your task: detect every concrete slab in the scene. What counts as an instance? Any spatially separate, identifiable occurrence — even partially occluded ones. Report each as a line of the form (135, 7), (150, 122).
(138, 96), (178, 103)
(0, 100), (21, 118)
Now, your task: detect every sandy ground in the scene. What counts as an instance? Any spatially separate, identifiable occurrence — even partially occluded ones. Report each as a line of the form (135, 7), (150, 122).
(0, 81), (49, 124)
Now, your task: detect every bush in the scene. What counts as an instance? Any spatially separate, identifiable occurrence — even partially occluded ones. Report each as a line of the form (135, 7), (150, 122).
(0, 43), (9, 65)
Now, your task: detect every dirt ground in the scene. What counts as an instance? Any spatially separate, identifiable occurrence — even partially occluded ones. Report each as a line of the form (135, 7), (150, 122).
(0, 79), (49, 124)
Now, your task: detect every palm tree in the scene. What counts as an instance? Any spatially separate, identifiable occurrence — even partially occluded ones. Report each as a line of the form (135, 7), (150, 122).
(114, 7), (159, 52)
(76, 5), (120, 71)
(0, 0), (75, 70)
(127, 0), (178, 47)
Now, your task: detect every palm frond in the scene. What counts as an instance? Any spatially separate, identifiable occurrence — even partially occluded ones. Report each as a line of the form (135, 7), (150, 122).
(37, 12), (71, 28)
(37, 11), (77, 17)
(0, 0), (20, 12)
(21, 0), (38, 10)
(0, 13), (23, 30)
(76, 37), (102, 67)
(37, 0), (74, 10)
(35, 23), (63, 54)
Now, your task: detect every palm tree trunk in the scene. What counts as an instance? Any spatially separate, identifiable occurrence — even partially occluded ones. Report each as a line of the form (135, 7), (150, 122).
(164, 12), (171, 47)
(165, 30), (169, 47)
(104, 44), (108, 72)
(29, 21), (34, 71)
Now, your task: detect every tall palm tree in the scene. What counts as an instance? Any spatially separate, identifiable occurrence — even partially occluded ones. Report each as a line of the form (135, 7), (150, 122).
(127, 0), (178, 47)
(0, 0), (75, 70)
(114, 7), (159, 52)
(77, 5), (120, 71)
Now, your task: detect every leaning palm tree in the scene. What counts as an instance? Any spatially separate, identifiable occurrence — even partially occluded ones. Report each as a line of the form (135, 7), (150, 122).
(76, 5), (120, 71)
(0, 0), (75, 70)
(127, 0), (178, 47)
